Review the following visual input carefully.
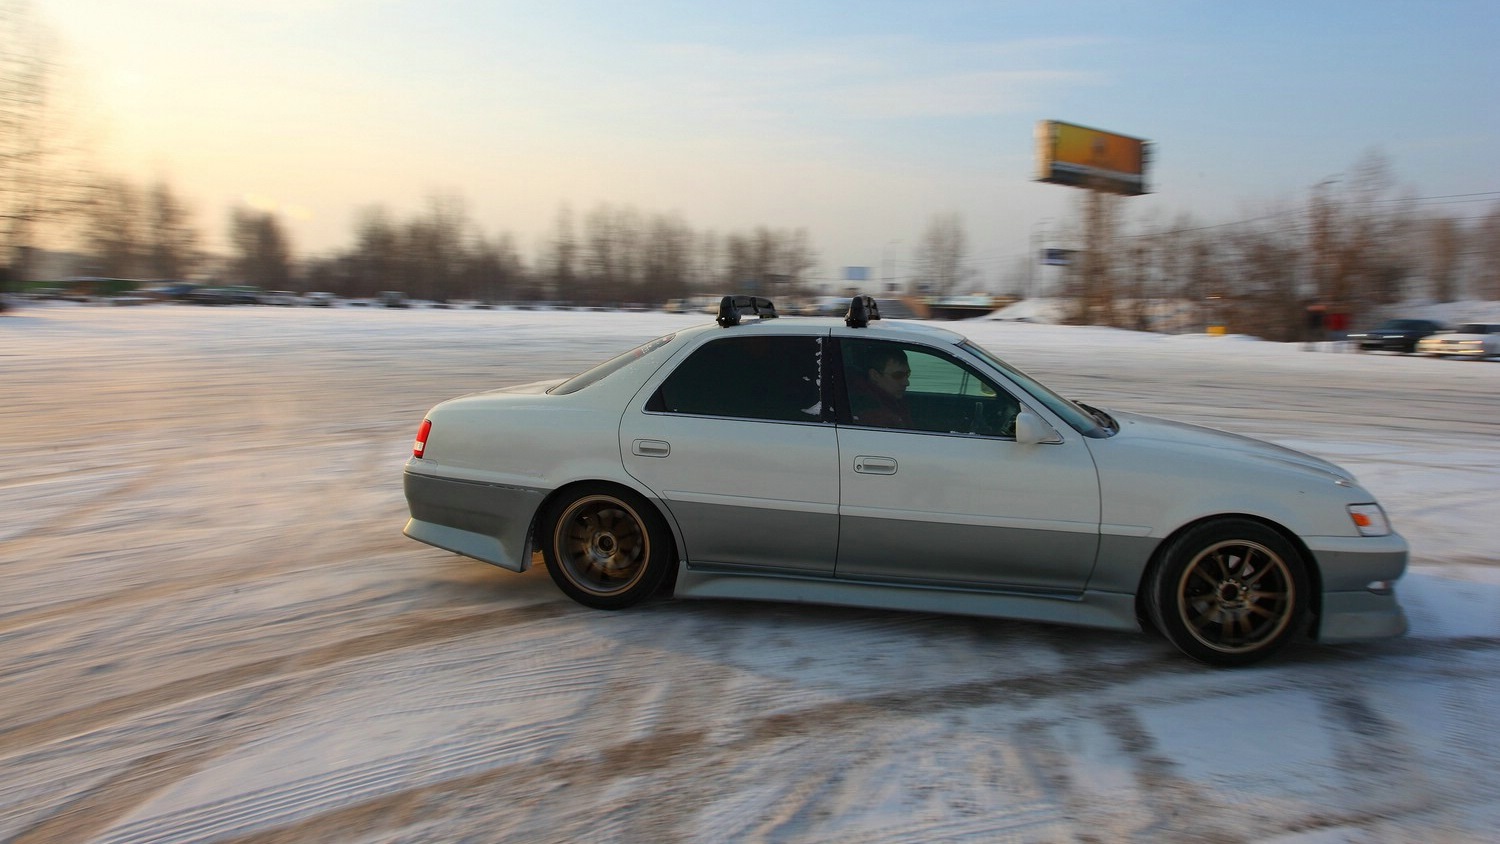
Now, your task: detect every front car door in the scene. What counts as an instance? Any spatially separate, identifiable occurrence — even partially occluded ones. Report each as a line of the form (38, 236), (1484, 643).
(834, 337), (1102, 592)
(621, 331), (841, 574)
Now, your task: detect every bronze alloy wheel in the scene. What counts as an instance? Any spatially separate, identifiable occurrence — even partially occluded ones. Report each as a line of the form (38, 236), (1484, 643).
(1174, 538), (1295, 655)
(1149, 519), (1310, 666)
(542, 485), (671, 609)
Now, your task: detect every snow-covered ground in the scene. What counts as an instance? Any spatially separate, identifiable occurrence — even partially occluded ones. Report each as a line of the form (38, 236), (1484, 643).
(2, 302), (1497, 842)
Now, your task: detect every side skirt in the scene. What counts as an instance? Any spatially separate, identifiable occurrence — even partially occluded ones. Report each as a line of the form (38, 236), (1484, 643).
(674, 565), (1142, 632)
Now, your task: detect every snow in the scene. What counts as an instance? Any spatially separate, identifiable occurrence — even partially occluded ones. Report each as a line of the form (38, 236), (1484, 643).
(1, 301), (1498, 842)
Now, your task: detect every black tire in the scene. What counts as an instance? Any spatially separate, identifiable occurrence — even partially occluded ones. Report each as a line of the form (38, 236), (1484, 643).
(1147, 519), (1310, 667)
(539, 484), (673, 610)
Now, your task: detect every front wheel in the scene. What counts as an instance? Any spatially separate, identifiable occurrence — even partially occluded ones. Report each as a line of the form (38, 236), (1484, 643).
(539, 484), (673, 609)
(1147, 519), (1310, 666)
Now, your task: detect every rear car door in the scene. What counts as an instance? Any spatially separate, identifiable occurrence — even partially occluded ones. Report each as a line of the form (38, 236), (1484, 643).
(621, 331), (840, 574)
(834, 338), (1102, 592)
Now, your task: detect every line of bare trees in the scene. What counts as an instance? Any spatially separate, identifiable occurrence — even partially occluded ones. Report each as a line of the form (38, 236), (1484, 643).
(5, 0), (1500, 338)
(1048, 151), (1500, 340)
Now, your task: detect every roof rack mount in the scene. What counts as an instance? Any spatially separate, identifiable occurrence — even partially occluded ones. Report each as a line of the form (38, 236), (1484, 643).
(845, 295), (881, 328)
(717, 295), (778, 327)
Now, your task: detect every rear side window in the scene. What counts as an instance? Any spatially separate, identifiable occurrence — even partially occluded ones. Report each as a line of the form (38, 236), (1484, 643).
(652, 335), (824, 423)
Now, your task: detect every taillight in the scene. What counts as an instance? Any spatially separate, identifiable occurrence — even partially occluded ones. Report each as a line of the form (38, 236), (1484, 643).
(413, 419), (432, 458)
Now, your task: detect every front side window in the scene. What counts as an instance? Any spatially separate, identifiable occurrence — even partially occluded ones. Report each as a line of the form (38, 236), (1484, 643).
(652, 335), (824, 423)
(839, 339), (1019, 436)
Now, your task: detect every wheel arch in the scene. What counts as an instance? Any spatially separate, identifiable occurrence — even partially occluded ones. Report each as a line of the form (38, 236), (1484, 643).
(1133, 512), (1324, 635)
(526, 478), (683, 592)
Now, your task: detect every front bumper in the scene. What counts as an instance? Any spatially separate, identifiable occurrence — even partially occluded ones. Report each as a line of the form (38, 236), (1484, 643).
(1318, 589), (1408, 642)
(1305, 532), (1409, 642)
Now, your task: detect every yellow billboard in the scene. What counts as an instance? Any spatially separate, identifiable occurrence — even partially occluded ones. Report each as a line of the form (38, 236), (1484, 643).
(1035, 120), (1150, 196)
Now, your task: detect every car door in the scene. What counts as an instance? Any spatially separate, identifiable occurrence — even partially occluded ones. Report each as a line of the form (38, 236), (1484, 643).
(834, 338), (1102, 592)
(621, 332), (841, 574)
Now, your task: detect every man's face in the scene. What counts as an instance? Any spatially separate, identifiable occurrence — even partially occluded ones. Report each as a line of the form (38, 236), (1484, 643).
(869, 359), (911, 400)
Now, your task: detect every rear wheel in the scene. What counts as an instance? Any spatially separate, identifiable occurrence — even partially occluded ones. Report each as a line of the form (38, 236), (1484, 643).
(1148, 519), (1310, 666)
(540, 484), (672, 609)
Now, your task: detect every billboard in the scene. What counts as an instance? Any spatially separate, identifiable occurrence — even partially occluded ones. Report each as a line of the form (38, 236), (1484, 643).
(1035, 120), (1150, 196)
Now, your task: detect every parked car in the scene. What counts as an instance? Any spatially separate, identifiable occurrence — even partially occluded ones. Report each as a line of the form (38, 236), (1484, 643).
(379, 290), (409, 308)
(1348, 318), (1447, 353)
(1416, 323), (1500, 359)
(402, 295), (1408, 666)
(263, 290), (300, 306)
(138, 281), (200, 301)
(305, 291), (336, 307)
(185, 287), (232, 305)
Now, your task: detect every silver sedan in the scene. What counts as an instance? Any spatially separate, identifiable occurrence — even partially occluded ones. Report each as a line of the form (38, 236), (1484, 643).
(403, 296), (1407, 666)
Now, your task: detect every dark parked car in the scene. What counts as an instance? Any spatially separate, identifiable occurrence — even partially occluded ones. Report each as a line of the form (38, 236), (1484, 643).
(1348, 318), (1447, 353)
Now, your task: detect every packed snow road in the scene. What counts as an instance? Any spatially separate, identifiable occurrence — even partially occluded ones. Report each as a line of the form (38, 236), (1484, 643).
(2, 304), (1497, 843)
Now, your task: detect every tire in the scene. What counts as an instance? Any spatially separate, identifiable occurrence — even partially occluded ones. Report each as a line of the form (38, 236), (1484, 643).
(539, 484), (673, 610)
(1147, 519), (1310, 667)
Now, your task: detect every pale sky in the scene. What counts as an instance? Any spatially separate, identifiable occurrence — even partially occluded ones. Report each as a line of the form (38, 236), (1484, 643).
(33, 0), (1500, 286)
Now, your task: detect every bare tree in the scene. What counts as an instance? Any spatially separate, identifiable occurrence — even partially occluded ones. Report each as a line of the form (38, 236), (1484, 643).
(229, 207), (292, 289)
(543, 205), (578, 302)
(0, 0), (88, 283)
(1476, 204), (1500, 301)
(84, 177), (145, 278)
(401, 193), (469, 301)
(639, 213), (693, 303)
(145, 180), (200, 280)
(912, 212), (969, 297)
(1420, 216), (1462, 302)
(349, 206), (400, 297)
(581, 203), (643, 304)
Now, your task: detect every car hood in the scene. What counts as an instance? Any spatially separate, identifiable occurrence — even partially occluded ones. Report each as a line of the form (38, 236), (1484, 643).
(1110, 411), (1355, 484)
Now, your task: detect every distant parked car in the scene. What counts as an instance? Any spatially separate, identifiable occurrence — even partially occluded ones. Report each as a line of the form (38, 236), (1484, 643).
(138, 282), (199, 301)
(185, 287), (232, 305)
(379, 290), (410, 308)
(1348, 318), (1447, 353)
(1417, 323), (1500, 359)
(305, 291), (336, 307)
(263, 290), (300, 306)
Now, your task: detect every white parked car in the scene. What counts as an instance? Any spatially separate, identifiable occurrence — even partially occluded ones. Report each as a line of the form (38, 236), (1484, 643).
(1416, 323), (1500, 359)
(402, 296), (1408, 666)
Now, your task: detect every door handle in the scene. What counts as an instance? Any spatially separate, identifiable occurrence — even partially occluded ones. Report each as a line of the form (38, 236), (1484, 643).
(854, 455), (897, 475)
(632, 439), (671, 458)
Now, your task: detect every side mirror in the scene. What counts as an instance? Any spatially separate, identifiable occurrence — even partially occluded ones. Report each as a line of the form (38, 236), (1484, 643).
(1013, 410), (1062, 445)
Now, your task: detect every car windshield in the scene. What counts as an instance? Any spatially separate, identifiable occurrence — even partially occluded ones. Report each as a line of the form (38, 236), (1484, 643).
(549, 333), (677, 395)
(1383, 319), (1429, 330)
(1454, 324), (1491, 334)
(958, 340), (1107, 436)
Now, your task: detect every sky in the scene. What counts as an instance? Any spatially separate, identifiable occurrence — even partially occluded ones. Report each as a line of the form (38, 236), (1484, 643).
(31, 0), (1500, 286)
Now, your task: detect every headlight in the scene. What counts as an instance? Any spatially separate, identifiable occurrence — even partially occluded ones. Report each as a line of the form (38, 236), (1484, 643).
(1348, 504), (1391, 537)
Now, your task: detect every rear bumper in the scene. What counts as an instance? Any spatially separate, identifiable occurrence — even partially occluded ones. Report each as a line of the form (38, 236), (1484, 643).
(403, 469), (547, 571)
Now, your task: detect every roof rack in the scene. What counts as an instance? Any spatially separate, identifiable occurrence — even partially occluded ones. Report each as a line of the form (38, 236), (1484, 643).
(717, 295), (778, 327)
(845, 295), (881, 328)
